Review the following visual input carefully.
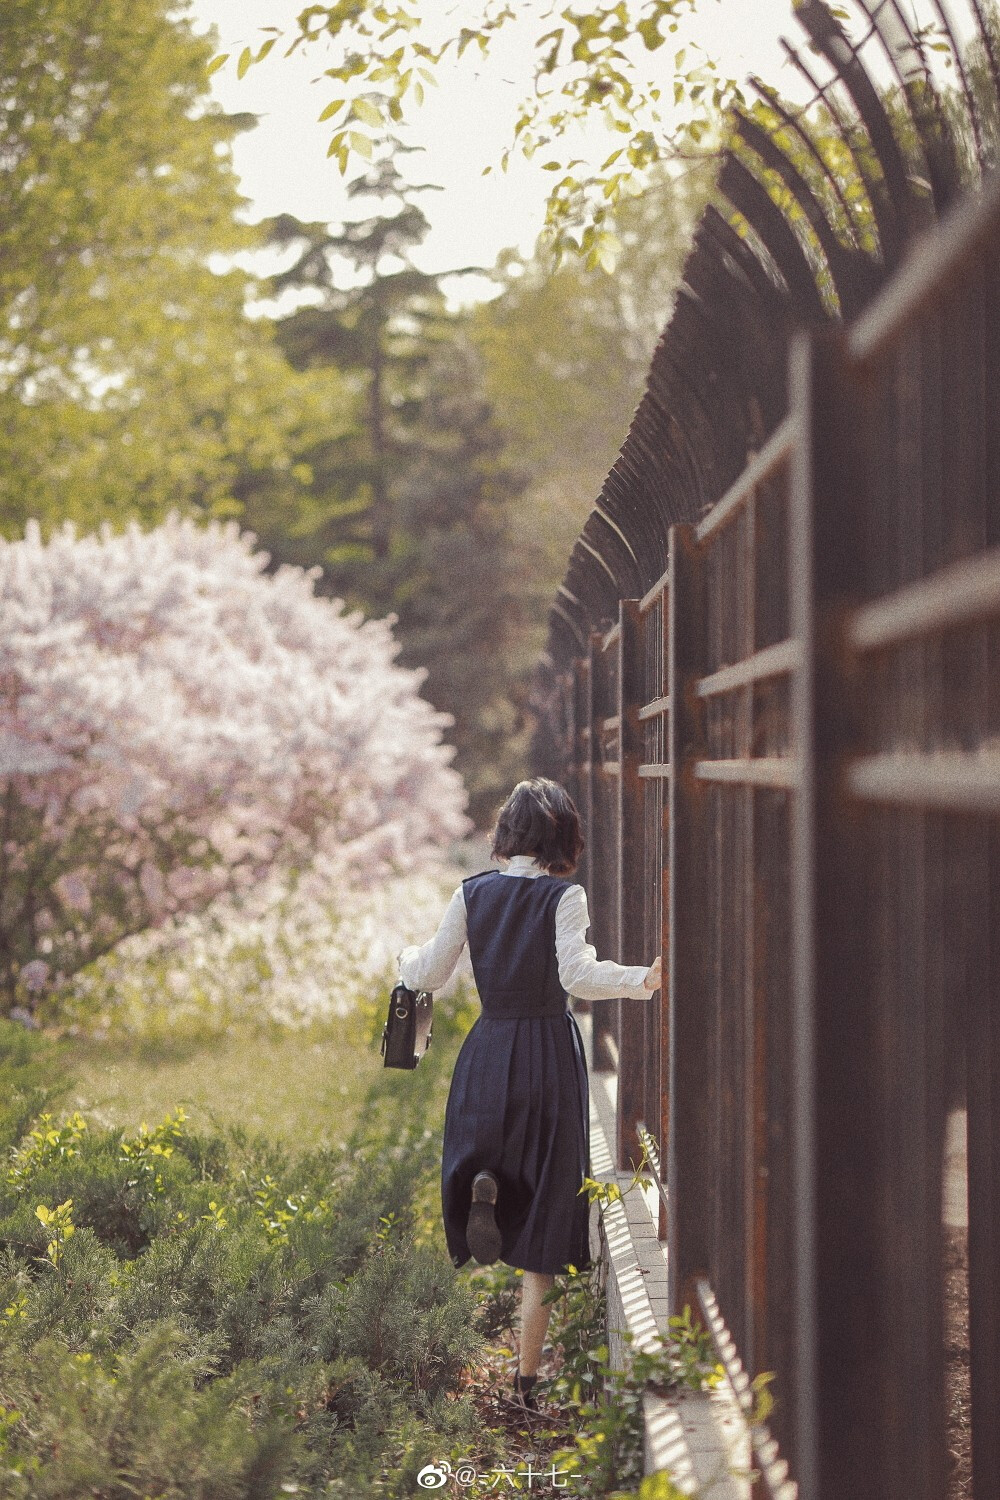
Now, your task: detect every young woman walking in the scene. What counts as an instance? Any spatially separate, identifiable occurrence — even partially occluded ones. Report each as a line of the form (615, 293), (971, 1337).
(398, 777), (661, 1408)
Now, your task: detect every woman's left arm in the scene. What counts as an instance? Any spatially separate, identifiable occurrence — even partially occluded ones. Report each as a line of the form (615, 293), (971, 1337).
(555, 884), (654, 1000)
(398, 884), (468, 991)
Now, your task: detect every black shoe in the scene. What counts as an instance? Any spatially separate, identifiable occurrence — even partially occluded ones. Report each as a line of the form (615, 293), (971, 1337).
(466, 1170), (501, 1264)
(512, 1372), (538, 1410)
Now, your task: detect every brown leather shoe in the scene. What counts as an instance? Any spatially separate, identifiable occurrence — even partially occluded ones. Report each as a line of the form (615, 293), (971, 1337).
(466, 1170), (501, 1264)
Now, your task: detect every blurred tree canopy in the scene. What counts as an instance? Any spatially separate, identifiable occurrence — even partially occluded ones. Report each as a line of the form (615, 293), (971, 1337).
(0, 0), (338, 534)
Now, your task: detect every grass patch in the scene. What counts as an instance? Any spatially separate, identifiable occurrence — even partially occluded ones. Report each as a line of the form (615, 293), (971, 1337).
(60, 1016), (387, 1149)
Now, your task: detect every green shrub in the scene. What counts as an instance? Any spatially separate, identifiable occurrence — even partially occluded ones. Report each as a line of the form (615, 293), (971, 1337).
(0, 1000), (489, 1497)
(0, 1021), (63, 1154)
(0, 1325), (291, 1499)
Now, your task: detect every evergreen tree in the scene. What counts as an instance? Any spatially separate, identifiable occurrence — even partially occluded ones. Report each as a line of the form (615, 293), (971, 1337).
(247, 155), (451, 600)
(390, 336), (529, 824)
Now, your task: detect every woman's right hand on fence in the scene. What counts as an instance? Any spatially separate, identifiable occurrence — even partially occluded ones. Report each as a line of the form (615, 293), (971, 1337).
(643, 956), (662, 992)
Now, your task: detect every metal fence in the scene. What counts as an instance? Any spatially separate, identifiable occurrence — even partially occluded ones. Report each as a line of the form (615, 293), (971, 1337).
(534, 3), (1000, 1497)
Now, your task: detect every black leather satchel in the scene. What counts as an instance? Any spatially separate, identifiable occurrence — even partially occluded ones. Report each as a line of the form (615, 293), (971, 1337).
(380, 982), (433, 1069)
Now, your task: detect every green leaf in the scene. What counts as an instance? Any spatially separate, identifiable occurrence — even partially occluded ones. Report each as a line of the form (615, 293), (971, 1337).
(352, 97), (382, 127)
(236, 46), (253, 79)
(206, 52), (229, 77)
(318, 98), (346, 122)
(349, 130), (374, 159)
(638, 17), (665, 50)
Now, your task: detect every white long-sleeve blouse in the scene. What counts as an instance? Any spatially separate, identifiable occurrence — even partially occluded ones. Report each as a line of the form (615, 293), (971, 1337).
(398, 855), (654, 1001)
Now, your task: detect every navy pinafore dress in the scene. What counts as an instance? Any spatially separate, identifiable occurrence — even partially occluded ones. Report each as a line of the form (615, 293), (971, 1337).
(441, 869), (591, 1275)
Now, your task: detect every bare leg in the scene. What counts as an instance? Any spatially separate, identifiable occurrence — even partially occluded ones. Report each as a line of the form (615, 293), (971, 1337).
(519, 1271), (555, 1377)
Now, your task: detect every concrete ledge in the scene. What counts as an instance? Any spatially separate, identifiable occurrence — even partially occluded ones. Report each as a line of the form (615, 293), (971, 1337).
(642, 1388), (753, 1497)
(582, 1021), (750, 1497)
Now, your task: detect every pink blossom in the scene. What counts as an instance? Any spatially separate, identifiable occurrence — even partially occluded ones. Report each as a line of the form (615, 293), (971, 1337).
(54, 871), (92, 912)
(19, 959), (49, 992)
(0, 513), (468, 1005)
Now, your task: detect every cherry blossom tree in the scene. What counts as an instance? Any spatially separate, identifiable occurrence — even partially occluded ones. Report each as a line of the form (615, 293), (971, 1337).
(0, 514), (468, 1010)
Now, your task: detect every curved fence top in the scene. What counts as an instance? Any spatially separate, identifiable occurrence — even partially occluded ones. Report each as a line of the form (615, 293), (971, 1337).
(546, 0), (1000, 670)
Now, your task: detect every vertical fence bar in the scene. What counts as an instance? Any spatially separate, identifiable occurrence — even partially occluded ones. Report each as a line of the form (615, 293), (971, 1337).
(574, 653), (593, 897)
(751, 452), (795, 1442)
(660, 583), (671, 1241)
(786, 328), (822, 1500)
(617, 599), (646, 1169)
(590, 630), (617, 1071)
(575, 656), (589, 889)
(967, 225), (1000, 1500)
(565, 667), (579, 808)
(667, 523), (713, 1315)
(968, 833), (1000, 1498)
(572, 652), (594, 1021)
(790, 328), (946, 1500)
(790, 326), (881, 1500)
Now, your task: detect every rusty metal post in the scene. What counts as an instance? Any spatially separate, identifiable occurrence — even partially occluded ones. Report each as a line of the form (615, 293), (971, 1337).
(968, 832), (1000, 1498)
(579, 646), (595, 902)
(570, 653), (593, 1020)
(617, 598), (646, 1170)
(790, 326), (876, 1500)
(564, 667), (580, 808)
(660, 584), (671, 1242)
(667, 522), (713, 1316)
(790, 328), (945, 1500)
(589, 631), (617, 1071)
(967, 209), (1000, 1500)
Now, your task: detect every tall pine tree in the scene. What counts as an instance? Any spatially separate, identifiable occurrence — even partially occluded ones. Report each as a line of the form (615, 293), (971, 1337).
(247, 155), (449, 600)
(390, 335), (528, 823)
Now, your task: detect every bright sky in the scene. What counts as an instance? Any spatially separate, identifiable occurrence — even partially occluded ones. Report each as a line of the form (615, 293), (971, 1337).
(189, 0), (804, 289)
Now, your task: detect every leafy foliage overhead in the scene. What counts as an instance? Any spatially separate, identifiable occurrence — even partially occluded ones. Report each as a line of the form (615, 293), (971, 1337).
(217, 0), (739, 264)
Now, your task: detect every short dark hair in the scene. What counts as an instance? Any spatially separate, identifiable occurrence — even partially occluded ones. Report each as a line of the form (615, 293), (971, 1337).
(490, 777), (584, 876)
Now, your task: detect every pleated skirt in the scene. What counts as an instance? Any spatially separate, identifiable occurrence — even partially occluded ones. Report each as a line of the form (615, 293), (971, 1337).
(441, 1007), (592, 1275)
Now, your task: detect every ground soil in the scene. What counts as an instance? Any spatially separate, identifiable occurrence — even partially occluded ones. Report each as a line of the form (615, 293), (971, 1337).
(944, 1225), (971, 1499)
